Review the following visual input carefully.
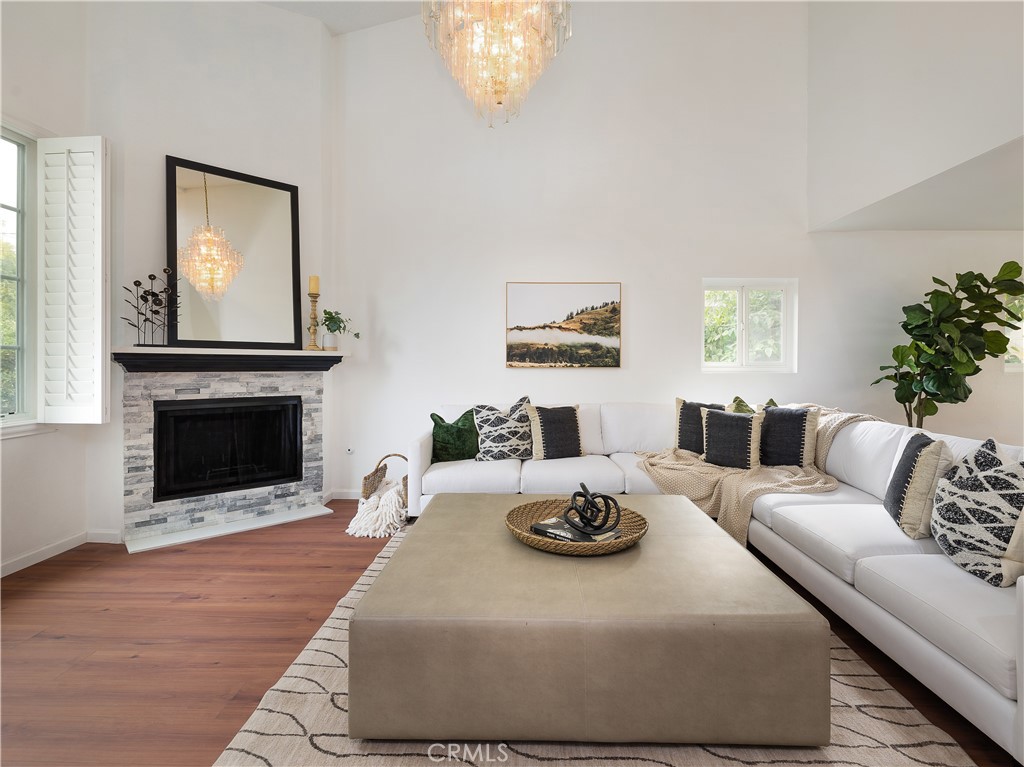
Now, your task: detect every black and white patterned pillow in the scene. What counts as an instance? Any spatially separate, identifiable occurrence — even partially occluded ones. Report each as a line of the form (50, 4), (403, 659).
(930, 439), (1024, 588)
(474, 396), (533, 461)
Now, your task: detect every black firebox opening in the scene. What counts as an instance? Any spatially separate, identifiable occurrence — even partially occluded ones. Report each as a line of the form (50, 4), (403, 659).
(153, 396), (302, 503)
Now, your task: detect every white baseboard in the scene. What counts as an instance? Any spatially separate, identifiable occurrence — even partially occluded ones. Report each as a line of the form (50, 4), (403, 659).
(325, 489), (359, 501)
(87, 529), (123, 544)
(1, 532), (88, 577)
(124, 505), (333, 554)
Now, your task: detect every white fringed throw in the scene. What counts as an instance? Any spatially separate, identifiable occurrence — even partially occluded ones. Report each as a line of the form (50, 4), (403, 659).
(347, 478), (405, 538)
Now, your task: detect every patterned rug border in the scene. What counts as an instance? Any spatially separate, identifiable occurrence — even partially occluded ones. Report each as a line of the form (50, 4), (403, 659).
(214, 532), (977, 767)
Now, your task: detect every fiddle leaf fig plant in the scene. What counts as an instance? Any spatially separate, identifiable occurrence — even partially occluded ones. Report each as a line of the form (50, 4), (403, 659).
(872, 261), (1023, 427)
(321, 309), (360, 339)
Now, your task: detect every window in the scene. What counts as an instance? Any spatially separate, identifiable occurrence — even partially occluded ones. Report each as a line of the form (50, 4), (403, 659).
(1, 128), (35, 422)
(1006, 295), (1023, 372)
(0, 131), (109, 430)
(702, 279), (797, 372)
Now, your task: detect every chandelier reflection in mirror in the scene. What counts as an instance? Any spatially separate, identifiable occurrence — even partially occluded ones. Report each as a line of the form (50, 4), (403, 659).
(178, 173), (244, 301)
(422, 1), (572, 126)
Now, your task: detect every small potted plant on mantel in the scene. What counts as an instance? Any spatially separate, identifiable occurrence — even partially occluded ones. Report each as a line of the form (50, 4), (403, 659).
(321, 309), (360, 352)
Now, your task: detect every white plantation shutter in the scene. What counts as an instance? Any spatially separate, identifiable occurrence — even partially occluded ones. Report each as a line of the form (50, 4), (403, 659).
(36, 136), (110, 424)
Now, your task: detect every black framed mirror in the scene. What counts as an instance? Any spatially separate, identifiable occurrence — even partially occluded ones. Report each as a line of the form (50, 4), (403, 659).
(166, 156), (301, 349)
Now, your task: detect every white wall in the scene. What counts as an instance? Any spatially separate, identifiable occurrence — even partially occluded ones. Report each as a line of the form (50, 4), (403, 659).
(808, 1), (1024, 229)
(2, 2), (1021, 569)
(1, 2), (332, 571)
(327, 3), (1023, 496)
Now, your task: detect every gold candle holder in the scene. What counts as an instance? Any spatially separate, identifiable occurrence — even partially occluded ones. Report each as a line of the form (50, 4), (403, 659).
(306, 292), (322, 351)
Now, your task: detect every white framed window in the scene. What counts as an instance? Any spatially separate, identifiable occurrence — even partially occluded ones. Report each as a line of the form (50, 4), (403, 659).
(1, 128), (37, 424)
(702, 278), (797, 372)
(0, 130), (109, 431)
(1005, 295), (1023, 373)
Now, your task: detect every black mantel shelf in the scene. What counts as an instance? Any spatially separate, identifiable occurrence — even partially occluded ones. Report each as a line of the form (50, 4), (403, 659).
(112, 348), (343, 373)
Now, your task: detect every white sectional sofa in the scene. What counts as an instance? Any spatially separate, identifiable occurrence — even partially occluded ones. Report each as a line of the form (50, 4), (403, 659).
(407, 403), (1023, 762)
(408, 403), (669, 517)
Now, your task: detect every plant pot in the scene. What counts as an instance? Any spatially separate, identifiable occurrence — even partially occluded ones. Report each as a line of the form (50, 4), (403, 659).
(322, 333), (339, 352)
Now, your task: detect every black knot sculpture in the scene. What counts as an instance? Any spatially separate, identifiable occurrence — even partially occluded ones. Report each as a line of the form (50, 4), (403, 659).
(564, 483), (621, 535)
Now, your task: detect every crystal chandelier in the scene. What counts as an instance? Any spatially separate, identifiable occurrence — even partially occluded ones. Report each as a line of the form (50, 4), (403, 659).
(178, 173), (243, 302)
(422, 1), (572, 125)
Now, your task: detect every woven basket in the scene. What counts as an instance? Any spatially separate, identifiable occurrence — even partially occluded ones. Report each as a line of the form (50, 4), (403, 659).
(361, 453), (408, 504)
(505, 498), (648, 557)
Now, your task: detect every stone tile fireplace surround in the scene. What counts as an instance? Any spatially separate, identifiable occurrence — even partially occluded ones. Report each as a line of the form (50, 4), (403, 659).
(114, 350), (342, 551)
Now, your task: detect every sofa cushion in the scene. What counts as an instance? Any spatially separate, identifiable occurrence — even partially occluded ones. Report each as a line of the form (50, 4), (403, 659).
(771, 504), (941, 583)
(931, 439), (1024, 588)
(474, 396), (533, 461)
(923, 430), (1024, 465)
(824, 421), (908, 500)
(883, 434), (953, 539)
(430, 409), (479, 463)
(855, 554), (1019, 700)
(609, 452), (661, 494)
(601, 403), (673, 454)
(751, 484), (880, 529)
(526, 405), (583, 460)
(422, 458), (522, 495)
(676, 398), (726, 453)
(577, 404), (604, 455)
(702, 408), (763, 470)
(520, 455), (625, 494)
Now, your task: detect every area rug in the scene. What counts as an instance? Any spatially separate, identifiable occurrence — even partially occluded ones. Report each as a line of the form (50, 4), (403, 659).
(215, 534), (975, 767)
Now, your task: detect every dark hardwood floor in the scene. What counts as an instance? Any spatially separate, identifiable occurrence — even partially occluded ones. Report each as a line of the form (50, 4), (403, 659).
(1, 500), (388, 767)
(1, 500), (1017, 767)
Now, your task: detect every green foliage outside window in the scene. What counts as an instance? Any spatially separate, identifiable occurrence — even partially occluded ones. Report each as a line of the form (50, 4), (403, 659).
(704, 289), (737, 363)
(1, 212), (18, 415)
(1006, 295), (1024, 366)
(704, 287), (785, 365)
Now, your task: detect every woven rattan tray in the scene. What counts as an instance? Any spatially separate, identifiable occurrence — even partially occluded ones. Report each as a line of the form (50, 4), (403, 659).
(505, 498), (648, 557)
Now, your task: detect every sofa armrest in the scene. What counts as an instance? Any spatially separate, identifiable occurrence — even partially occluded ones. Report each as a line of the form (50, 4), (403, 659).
(1016, 575), (1023, 760)
(407, 431), (433, 517)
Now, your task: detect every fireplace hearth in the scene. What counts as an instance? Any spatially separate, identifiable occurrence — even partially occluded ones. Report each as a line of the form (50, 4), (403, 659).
(153, 396), (302, 502)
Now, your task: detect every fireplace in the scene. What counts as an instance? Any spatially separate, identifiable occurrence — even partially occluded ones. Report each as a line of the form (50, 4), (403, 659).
(153, 395), (302, 502)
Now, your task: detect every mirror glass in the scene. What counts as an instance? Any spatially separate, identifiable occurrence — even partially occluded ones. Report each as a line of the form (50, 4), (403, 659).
(166, 156), (301, 349)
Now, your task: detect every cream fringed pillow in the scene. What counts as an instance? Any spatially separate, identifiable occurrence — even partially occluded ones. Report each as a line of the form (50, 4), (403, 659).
(675, 398), (725, 454)
(760, 406), (820, 469)
(525, 405), (583, 461)
(701, 408), (764, 470)
(883, 433), (953, 539)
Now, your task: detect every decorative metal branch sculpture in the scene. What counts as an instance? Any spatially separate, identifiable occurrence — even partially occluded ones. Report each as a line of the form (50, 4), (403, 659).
(122, 268), (179, 346)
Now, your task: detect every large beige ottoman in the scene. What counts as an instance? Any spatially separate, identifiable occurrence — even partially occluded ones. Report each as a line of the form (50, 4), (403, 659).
(350, 494), (830, 745)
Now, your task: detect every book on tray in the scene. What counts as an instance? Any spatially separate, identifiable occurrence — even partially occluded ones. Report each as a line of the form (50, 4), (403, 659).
(529, 516), (622, 544)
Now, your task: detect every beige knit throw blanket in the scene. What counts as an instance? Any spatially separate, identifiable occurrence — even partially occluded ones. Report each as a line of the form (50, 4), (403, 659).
(639, 407), (883, 544)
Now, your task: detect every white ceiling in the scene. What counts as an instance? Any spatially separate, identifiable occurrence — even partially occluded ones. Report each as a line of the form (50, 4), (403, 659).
(265, 1), (421, 35)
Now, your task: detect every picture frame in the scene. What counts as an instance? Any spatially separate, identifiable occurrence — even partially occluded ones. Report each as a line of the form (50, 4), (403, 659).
(506, 282), (621, 368)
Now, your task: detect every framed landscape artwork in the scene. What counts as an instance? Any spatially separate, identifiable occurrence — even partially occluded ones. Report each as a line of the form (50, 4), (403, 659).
(506, 282), (622, 368)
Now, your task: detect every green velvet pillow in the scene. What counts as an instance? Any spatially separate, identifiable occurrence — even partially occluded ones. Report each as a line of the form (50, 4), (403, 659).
(729, 395), (778, 414)
(430, 410), (479, 463)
